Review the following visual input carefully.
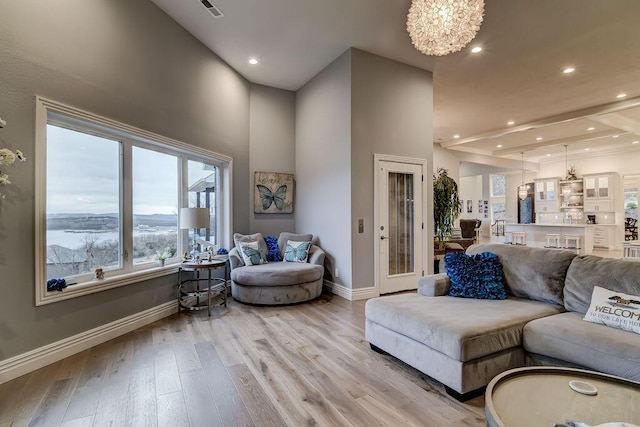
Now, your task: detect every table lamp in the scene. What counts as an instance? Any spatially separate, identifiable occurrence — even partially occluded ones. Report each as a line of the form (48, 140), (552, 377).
(179, 207), (210, 258)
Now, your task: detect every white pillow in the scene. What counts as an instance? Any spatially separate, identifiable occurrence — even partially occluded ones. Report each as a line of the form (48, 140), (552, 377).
(583, 286), (640, 335)
(238, 241), (267, 266)
(284, 240), (311, 263)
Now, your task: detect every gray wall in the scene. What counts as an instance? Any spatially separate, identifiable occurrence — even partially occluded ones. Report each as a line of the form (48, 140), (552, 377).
(0, 1), (251, 360)
(296, 49), (434, 289)
(249, 84), (296, 236)
(350, 49), (433, 287)
(296, 51), (353, 287)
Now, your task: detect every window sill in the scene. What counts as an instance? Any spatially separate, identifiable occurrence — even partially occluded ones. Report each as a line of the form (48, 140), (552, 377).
(36, 264), (180, 306)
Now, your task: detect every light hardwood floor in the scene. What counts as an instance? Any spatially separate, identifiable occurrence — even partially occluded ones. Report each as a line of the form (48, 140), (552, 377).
(0, 293), (485, 427)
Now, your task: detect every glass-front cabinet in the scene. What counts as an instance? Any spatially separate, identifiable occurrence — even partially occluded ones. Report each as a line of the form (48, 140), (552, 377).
(535, 179), (557, 201)
(534, 178), (561, 215)
(583, 173), (617, 214)
(585, 175), (611, 199)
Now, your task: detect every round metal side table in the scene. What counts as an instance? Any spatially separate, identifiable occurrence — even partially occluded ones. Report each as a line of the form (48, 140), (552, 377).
(178, 259), (228, 316)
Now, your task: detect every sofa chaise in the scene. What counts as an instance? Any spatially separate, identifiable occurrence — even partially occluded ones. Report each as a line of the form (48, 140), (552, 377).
(229, 232), (325, 305)
(365, 243), (640, 398)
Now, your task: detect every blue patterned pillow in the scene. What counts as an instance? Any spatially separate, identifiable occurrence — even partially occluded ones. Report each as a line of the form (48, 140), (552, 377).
(264, 236), (282, 262)
(444, 251), (507, 300)
(284, 240), (311, 263)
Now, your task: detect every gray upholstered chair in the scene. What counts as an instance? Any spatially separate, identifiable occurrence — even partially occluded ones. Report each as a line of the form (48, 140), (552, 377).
(229, 232), (325, 305)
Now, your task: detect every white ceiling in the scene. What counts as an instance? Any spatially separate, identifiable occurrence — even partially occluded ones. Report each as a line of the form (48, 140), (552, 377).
(151, 0), (640, 165)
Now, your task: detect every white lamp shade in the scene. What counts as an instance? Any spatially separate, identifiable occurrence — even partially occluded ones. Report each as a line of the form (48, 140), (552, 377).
(179, 207), (210, 229)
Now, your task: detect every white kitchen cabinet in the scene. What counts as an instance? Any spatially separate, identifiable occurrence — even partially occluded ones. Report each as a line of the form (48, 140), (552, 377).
(583, 173), (617, 213)
(592, 225), (617, 249)
(534, 178), (560, 214)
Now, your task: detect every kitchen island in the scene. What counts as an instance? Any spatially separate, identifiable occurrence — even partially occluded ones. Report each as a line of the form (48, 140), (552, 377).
(504, 223), (594, 254)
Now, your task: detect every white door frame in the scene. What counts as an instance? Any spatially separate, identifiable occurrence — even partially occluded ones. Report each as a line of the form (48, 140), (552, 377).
(374, 153), (428, 296)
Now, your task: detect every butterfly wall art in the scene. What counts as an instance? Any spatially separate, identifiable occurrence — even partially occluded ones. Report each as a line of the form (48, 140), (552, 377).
(254, 171), (294, 213)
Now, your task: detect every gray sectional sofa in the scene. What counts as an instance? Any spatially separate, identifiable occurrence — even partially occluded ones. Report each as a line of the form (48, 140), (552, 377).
(229, 232), (325, 305)
(365, 243), (640, 398)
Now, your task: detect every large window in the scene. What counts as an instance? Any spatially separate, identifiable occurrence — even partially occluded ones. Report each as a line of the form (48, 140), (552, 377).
(35, 97), (231, 305)
(489, 175), (506, 222)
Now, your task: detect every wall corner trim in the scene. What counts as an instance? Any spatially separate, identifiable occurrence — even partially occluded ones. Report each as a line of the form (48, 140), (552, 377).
(323, 280), (378, 301)
(0, 300), (177, 385)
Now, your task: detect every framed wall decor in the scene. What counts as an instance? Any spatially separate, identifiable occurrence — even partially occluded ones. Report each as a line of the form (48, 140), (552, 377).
(254, 171), (294, 214)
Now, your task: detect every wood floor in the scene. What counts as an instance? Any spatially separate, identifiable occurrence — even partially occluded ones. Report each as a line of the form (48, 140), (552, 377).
(0, 293), (485, 427)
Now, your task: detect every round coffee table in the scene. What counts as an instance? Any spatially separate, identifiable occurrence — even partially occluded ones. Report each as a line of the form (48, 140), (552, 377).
(485, 367), (640, 427)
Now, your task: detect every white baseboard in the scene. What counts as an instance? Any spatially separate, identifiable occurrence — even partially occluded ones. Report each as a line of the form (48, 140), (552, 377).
(324, 280), (378, 301)
(0, 300), (177, 385)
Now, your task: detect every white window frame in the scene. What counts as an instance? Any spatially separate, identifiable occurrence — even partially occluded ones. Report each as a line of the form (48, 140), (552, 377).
(35, 96), (233, 305)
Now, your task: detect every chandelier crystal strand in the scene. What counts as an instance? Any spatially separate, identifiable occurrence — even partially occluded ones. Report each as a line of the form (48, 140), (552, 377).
(518, 152), (528, 200)
(407, 0), (485, 56)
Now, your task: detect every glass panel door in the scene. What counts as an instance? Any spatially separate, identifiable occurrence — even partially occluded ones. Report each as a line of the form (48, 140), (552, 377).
(585, 177), (596, 198)
(597, 176), (609, 198)
(388, 172), (415, 275)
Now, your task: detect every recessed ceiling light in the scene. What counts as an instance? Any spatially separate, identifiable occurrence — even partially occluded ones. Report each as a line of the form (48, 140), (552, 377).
(584, 148), (590, 151)
(496, 144), (503, 148)
(471, 46), (483, 53)
(613, 135), (620, 138)
(587, 127), (595, 131)
(563, 67), (575, 74)
(453, 134), (460, 139)
(546, 153), (551, 157)
(507, 121), (515, 126)
(633, 141), (639, 145)
(617, 93), (627, 99)
(536, 137), (543, 141)
(248, 58), (258, 65)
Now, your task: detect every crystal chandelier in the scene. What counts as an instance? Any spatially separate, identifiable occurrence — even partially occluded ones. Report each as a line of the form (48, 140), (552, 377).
(406, 0), (485, 56)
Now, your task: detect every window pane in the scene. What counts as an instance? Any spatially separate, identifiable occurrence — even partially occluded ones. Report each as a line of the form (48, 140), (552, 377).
(491, 175), (505, 197)
(46, 124), (121, 280)
(491, 203), (506, 221)
(132, 147), (178, 264)
(187, 160), (217, 256)
(388, 172), (415, 275)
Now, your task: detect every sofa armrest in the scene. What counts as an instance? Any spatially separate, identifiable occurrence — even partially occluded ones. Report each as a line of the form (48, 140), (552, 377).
(418, 273), (450, 296)
(229, 247), (244, 270)
(307, 245), (325, 266)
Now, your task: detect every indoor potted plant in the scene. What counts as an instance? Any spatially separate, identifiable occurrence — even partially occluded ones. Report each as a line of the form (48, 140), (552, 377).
(433, 167), (461, 250)
(155, 251), (168, 267)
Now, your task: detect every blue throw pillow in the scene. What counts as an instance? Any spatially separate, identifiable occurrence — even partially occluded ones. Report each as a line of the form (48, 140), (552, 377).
(444, 251), (507, 300)
(264, 235), (282, 262)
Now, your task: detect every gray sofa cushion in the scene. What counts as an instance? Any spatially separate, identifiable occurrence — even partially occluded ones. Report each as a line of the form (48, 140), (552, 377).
(365, 293), (563, 362)
(524, 312), (640, 381)
(231, 261), (323, 287)
(467, 243), (577, 305)
(564, 255), (640, 314)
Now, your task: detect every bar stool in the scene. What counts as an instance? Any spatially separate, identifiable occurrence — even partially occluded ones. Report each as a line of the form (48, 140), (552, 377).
(504, 231), (514, 244)
(513, 232), (527, 246)
(564, 234), (581, 249)
(545, 233), (561, 248)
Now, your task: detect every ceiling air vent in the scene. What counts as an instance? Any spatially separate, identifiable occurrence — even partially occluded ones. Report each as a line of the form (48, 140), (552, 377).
(201, 0), (224, 18)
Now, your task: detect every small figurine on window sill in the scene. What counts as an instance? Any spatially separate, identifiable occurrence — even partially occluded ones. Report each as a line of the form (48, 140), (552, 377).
(566, 165), (578, 181)
(94, 268), (104, 280)
(206, 245), (216, 261)
(182, 252), (191, 262)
